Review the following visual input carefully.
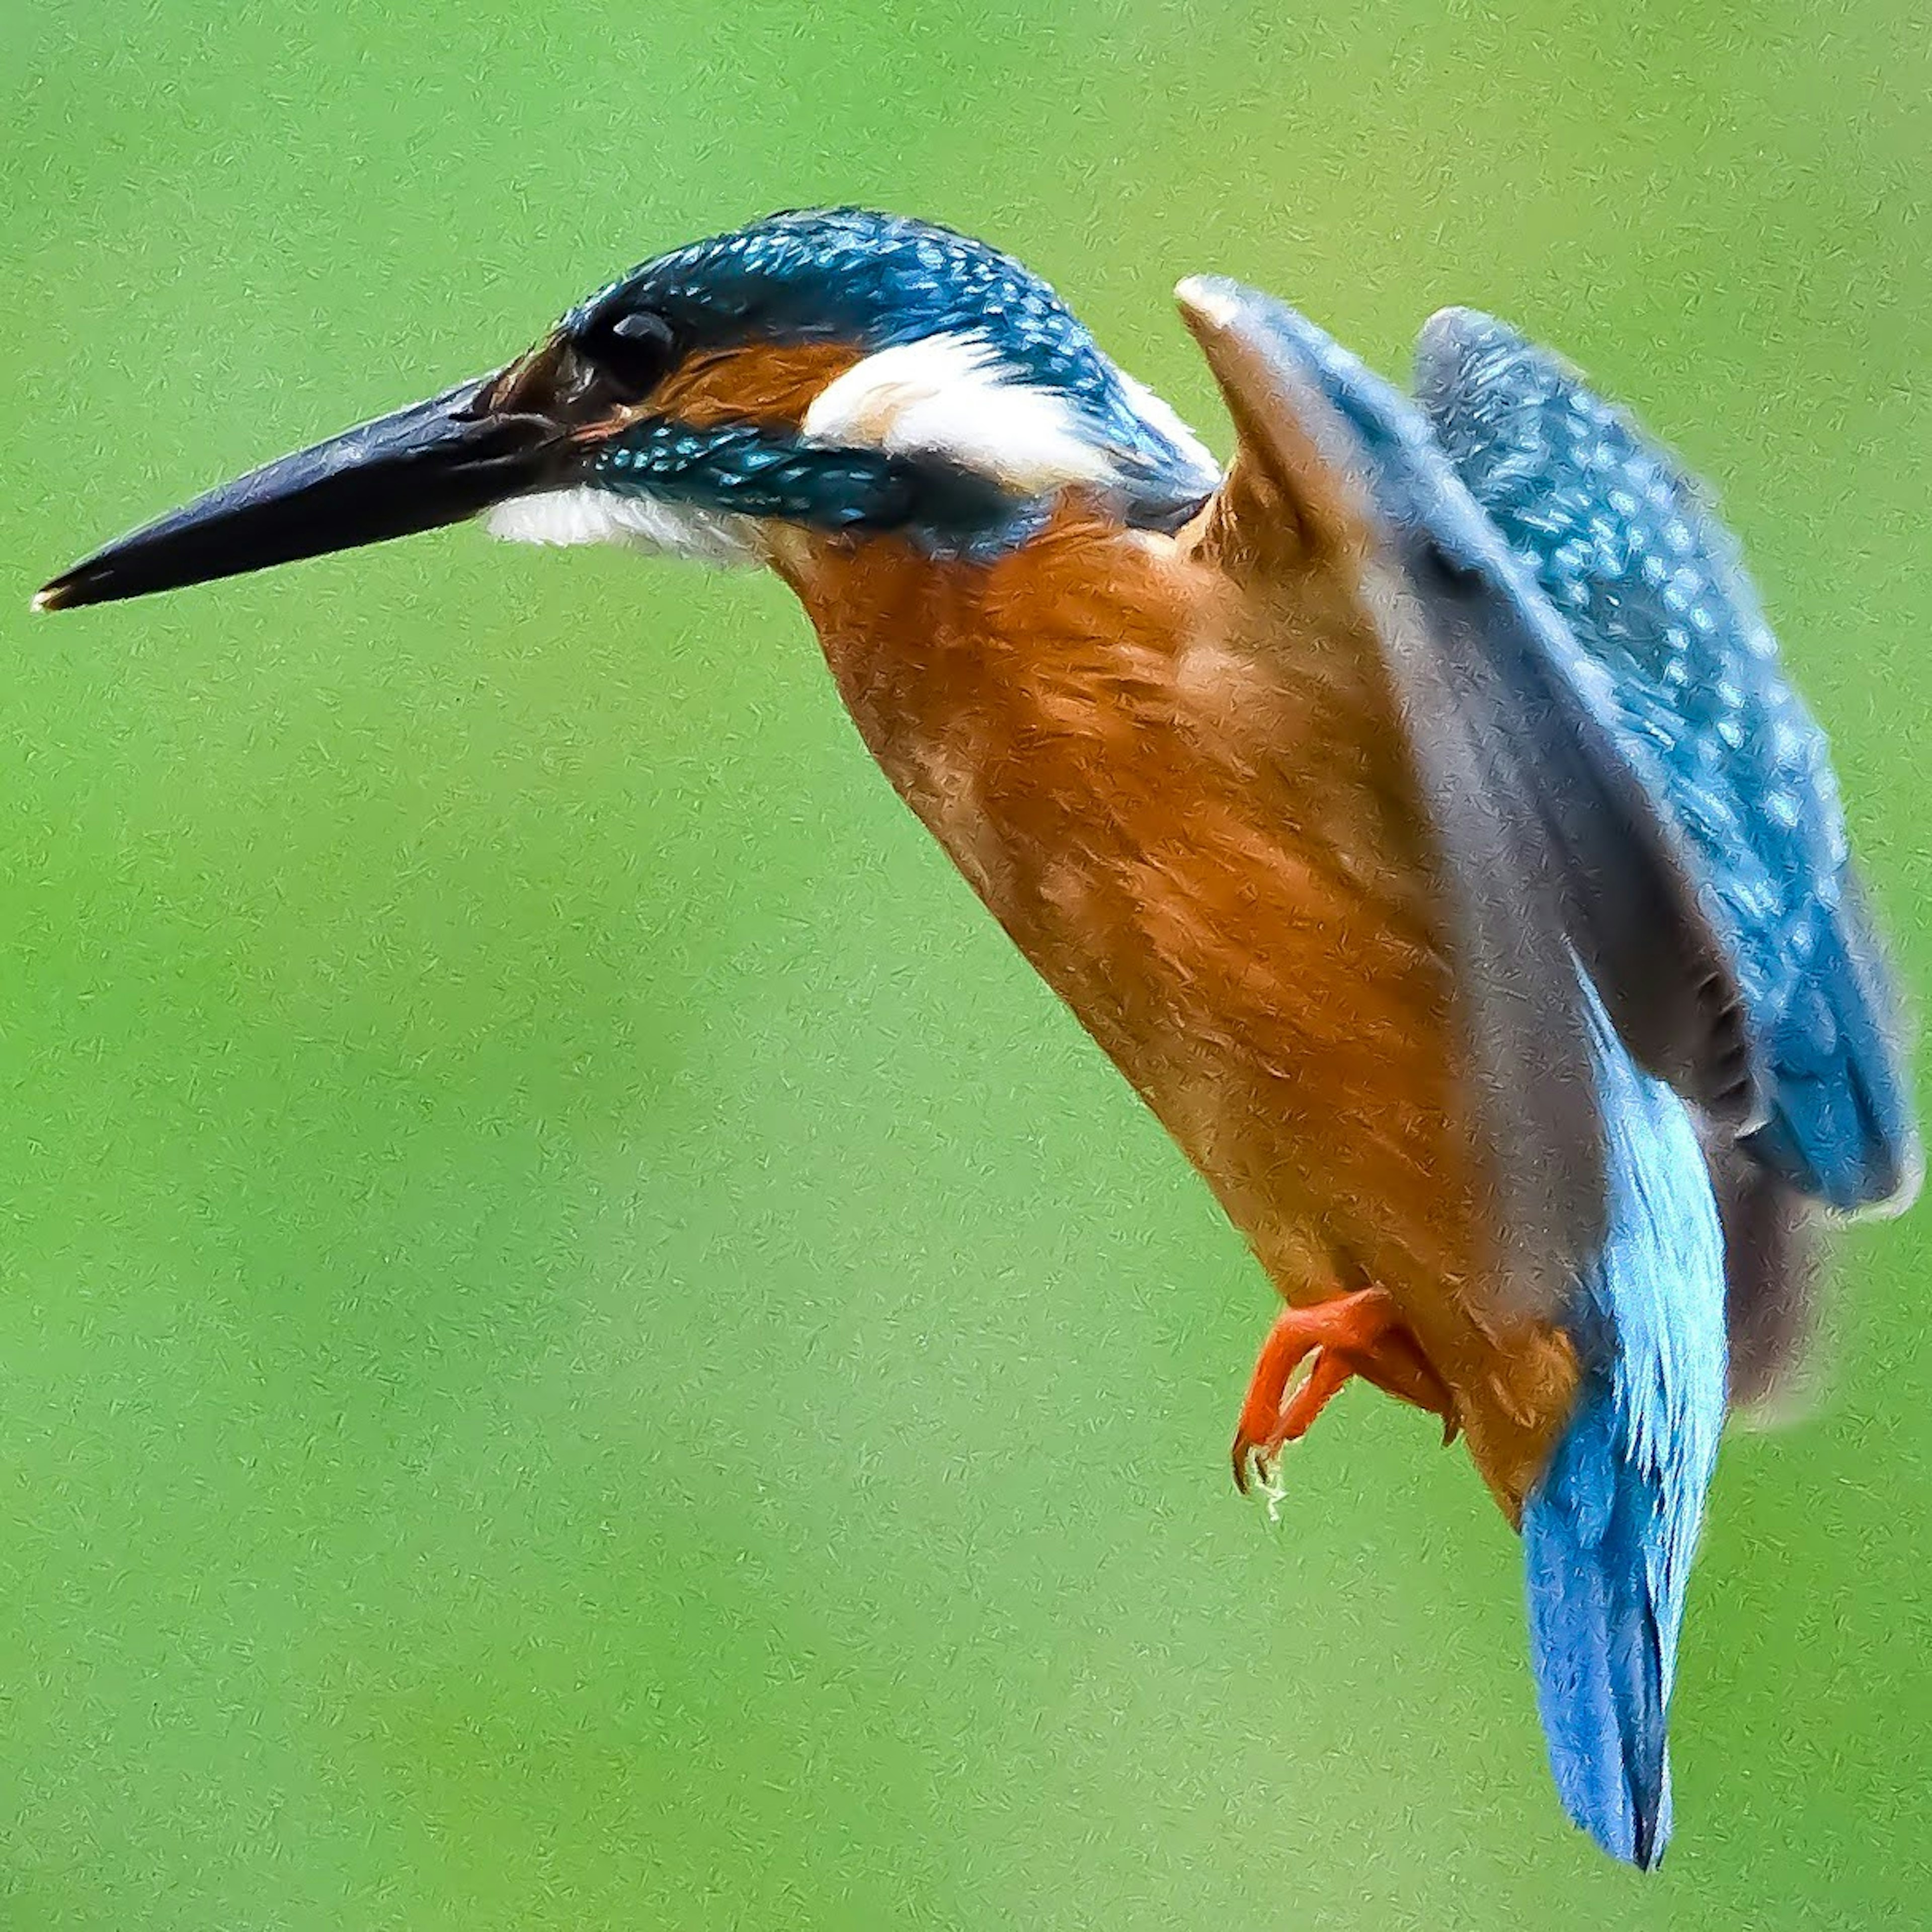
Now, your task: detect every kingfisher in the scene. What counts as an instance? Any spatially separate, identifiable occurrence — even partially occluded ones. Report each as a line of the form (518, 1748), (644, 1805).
(37, 207), (1919, 1867)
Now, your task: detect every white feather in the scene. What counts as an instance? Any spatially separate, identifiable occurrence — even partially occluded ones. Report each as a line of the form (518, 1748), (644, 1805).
(802, 333), (1119, 494)
(1118, 369), (1219, 481)
(1173, 275), (1243, 331)
(482, 487), (763, 566)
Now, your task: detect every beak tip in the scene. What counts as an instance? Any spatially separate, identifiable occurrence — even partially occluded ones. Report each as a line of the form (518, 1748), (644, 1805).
(29, 364), (547, 615)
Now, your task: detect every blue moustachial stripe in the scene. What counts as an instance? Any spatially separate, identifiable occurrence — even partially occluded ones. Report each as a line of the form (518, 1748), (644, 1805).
(595, 418), (1046, 558)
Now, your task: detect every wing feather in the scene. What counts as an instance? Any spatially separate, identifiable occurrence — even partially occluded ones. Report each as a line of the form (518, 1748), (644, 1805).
(1222, 293), (1764, 1134)
(1175, 276), (1608, 1323)
(1415, 307), (1919, 1220)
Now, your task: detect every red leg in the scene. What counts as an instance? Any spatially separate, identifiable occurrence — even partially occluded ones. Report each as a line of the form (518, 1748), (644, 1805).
(1230, 1287), (1455, 1495)
(1272, 1345), (1355, 1441)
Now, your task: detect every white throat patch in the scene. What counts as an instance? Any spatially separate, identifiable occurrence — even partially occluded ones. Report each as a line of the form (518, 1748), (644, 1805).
(482, 486), (763, 566)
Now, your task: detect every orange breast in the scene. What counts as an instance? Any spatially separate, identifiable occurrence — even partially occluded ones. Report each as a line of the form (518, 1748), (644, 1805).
(771, 502), (1578, 1515)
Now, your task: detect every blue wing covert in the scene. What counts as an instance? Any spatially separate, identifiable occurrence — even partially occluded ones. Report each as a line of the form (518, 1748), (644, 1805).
(1414, 310), (1919, 1219)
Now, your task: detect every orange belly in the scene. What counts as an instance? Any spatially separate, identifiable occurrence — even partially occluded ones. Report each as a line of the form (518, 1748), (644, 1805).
(770, 505), (1578, 1517)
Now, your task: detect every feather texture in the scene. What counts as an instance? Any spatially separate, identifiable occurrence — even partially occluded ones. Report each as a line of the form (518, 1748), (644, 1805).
(1416, 309), (1920, 1220)
(1226, 289), (1761, 1137)
(774, 482), (1583, 1519)
(1176, 277), (1734, 1866)
(1523, 977), (1727, 1869)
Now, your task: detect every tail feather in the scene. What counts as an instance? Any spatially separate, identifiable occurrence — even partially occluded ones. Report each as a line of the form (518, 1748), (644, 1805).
(1524, 983), (1727, 1869)
(1525, 1384), (1677, 1867)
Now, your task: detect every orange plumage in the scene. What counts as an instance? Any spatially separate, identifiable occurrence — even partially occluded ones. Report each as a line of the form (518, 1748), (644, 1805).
(771, 485), (1579, 1518)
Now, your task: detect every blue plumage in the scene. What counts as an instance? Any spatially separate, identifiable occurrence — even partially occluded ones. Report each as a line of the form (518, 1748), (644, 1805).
(1523, 977), (1727, 1869)
(1231, 287), (1846, 1867)
(572, 208), (1219, 527)
(594, 417), (1044, 557)
(1737, 875), (1922, 1213)
(1416, 312), (1920, 1214)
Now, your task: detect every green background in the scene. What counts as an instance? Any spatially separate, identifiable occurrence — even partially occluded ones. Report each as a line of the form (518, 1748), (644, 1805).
(4, 3), (1927, 1925)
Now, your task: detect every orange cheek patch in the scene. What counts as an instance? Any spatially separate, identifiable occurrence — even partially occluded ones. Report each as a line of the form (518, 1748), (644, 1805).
(652, 340), (867, 429)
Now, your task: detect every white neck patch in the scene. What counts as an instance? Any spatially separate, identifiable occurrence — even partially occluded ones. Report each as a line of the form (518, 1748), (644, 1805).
(802, 332), (1126, 496)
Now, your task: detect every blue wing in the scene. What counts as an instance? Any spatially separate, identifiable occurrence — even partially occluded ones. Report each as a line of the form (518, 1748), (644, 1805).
(1225, 292), (1763, 1143)
(1177, 279), (1730, 1868)
(1414, 311), (1920, 1219)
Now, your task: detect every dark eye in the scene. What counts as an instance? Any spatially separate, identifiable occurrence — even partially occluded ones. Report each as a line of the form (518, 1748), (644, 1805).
(585, 309), (675, 399)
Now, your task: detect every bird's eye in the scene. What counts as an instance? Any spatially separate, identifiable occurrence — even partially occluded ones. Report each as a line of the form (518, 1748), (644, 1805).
(585, 310), (676, 400)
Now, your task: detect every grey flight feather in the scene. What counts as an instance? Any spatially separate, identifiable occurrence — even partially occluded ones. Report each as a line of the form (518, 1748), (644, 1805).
(1232, 295), (1765, 1140)
(1177, 276), (1611, 1323)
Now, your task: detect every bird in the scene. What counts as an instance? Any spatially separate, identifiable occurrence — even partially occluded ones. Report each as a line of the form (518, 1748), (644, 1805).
(37, 206), (1918, 1868)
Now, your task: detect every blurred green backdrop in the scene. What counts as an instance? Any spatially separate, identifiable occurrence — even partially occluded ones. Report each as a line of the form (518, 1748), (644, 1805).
(4, 3), (1928, 1926)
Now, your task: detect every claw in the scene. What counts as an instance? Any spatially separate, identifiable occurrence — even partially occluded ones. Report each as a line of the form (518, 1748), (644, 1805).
(1232, 1421), (1273, 1498)
(1227, 1289), (1455, 1501)
(1233, 1438), (1291, 1521)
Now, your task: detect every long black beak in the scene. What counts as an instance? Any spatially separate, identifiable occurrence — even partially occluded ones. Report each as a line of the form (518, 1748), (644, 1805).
(36, 370), (569, 612)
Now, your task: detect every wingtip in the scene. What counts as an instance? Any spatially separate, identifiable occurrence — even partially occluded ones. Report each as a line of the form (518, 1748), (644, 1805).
(1173, 275), (1245, 332)
(1413, 306), (1516, 395)
(1850, 1117), (1926, 1221)
(1417, 302), (1502, 340)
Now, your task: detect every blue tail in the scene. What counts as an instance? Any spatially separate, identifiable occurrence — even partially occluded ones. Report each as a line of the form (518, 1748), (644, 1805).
(1523, 985), (1728, 1869)
(1742, 887), (1922, 1215)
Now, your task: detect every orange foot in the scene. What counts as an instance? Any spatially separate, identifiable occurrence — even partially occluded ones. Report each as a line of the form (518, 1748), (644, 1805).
(1231, 1287), (1457, 1496)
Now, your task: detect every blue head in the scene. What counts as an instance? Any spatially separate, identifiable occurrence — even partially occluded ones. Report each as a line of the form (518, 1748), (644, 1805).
(38, 208), (1221, 609)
